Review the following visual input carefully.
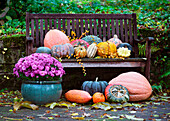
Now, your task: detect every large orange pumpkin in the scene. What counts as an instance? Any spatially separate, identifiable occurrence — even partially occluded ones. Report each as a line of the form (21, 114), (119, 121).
(108, 72), (152, 101)
(44, 29), (69, 49)
(97, 41), (117, 57)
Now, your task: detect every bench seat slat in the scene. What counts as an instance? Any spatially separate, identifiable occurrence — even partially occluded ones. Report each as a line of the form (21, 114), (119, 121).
(61, 58), (147, 68)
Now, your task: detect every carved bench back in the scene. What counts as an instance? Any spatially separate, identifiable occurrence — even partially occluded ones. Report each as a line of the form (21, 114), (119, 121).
(26, 12), (138, 54)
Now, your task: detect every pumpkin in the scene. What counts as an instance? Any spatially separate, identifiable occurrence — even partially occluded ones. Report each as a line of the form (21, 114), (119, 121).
(105, 84), (129, 103)
(51, 43), (74, 58)
(44, 29), (70, 49)
(117, 43), (133, 52)
(97, 41), (117, 57)
(87, 43), (98, 58)
(82, 35), (102, 45)
(36, 47), (51, 54)
(81, 77), (108, 95)
(117, 47), (131, 57)
(93, 92), (105, 103)
(108, 72), (152, 101)
(108, 34), (122, 47)
(65, 90), (92, 103)
(70, 39), (90, 49)
(74, 46), (87, 58)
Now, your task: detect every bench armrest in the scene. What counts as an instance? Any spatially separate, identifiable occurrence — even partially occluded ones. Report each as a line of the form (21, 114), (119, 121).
(26, 37), (34, 43)
(134, 37), (154, 44)
(26, 37), (34, 56)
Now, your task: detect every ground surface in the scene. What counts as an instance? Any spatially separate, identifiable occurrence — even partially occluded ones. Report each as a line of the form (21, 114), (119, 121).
(0, 90), (169, 121)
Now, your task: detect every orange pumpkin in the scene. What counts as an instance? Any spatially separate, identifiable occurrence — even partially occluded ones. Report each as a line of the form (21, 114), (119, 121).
(108, 72), (152, 101)
(93, 92), (105, 103)
(44, 29), (69, 49)
(97, 41), (117, 57)
(65, 90), (92, 103)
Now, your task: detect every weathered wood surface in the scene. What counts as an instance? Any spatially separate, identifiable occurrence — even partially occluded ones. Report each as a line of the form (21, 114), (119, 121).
(61, 58), (146, 68)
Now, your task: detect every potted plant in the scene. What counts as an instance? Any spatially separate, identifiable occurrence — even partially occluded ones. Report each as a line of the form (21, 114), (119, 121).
(13, 53), (65, 105)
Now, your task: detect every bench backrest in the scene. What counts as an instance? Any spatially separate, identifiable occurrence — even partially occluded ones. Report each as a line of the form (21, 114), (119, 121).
(26, 12), (138, 55)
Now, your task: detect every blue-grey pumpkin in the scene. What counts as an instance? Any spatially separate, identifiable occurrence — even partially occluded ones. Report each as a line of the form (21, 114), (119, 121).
(51, 43), (74, 58)
(81, 77), (108, 95)
(36, 47), (51, 54)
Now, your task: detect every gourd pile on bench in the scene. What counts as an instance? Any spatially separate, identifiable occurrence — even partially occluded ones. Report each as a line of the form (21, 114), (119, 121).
(36, 29), (132, 60)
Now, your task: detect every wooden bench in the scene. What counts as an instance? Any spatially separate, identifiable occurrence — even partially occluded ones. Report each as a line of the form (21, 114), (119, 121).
(26, 12), (154, 80)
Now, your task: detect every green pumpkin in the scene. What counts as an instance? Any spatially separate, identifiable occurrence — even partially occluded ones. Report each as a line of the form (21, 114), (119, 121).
(51, 43), (74, 58)
(117, 43), (133, 52)
(36, 47), (51, 54)
(81, 77), (108, 95)
(105, 84), (129, 103)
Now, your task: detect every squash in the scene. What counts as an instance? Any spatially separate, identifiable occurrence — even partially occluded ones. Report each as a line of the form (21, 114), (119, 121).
(82, 35), (102, 45)
(117, 43), (133, 52)
(93, 92), (105, 103)
(70, 39), (89, 49)
(87, 43), (97, 58)
(51, 43), (74, 58)
(97, 41), (117, 57)
(117, 47), (131, 57)
(108, 34), (122, 47)
(105, 84), (129, 103)
(74, 46), (87, 58)
(44, 29), (70, 49)
(65, 90), (92, 103)
(81, 77), (108, 95)
(36, 47), (51, 54)
(108, 72), (152, 101)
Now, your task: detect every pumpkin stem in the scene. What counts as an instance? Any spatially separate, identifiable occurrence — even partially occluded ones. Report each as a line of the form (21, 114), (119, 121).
(95, 77), (98, 82)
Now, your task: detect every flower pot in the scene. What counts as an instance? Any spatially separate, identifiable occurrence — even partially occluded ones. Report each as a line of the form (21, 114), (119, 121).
(21, 79), (62, 105)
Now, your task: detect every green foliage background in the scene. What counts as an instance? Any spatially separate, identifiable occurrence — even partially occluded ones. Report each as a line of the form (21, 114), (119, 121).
(0, 0), (169, 91)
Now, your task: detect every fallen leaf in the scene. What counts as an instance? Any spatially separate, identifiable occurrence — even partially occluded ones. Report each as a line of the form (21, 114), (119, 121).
(13, 101), (38, 111)
(125, 114), (144, 120)
(71, 116), (85, 120)
(91, 102), (112, 111)
(71, 113), (79, 116)
(83, 113), (91, 117)
(45, 101), (76, 109)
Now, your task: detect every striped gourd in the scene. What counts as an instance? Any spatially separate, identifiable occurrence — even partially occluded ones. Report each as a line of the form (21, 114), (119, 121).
(87, 43), (97, 58)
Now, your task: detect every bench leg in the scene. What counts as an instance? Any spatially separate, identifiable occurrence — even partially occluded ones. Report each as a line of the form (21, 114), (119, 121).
(145, 41), (151, 81)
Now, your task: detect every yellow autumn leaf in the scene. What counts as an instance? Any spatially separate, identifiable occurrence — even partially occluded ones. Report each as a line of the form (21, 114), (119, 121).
(71, 113), (79, 116)
(71, 116), (85, 120)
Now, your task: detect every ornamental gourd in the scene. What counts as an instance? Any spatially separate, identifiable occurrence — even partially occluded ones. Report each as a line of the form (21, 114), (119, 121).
(65, 90), (92, 103)
(81, 77), (108, 95)
(70, 39), (89, 49)
(44, 29), (70, 49)
(87, 43), (98, 58)
(51, 43), (74, 58)
(105, 84), (129, 103)
(108, 72), (152, 101)
(82, 35), (102, 45)
(97, 41), (117, 57)
(117, 47), (131, 57)
(74, 46), (87, 58)
(108, 34), (122, 47)
(36, 47), (51, 54)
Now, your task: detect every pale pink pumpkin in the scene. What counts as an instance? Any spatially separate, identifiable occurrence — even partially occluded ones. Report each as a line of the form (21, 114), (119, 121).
(108, 72), (152, 101)
(108, 34), (122, 47)
(44, 29), (70, 49)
